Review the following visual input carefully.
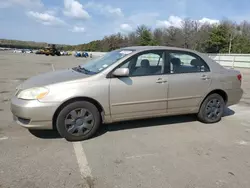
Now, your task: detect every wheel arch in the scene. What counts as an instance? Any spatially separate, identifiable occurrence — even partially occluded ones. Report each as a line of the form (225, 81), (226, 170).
(199, 89), (228, 110)
(52, 96), (105, 130)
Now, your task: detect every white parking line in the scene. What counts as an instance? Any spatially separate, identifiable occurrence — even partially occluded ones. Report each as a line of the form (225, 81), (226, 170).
(126, 153), (159, 159)
(0, 136), (8, 141)
(73, 142), (93, 188)
(51, 64), (55, 71)
(236, 140), (249, 146)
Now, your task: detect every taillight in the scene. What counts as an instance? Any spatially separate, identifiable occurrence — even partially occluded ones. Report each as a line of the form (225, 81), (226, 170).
(237, 74), (242, 82)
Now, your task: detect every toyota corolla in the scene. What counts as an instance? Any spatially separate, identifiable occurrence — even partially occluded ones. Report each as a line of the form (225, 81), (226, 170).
(10, 46), (243, 141)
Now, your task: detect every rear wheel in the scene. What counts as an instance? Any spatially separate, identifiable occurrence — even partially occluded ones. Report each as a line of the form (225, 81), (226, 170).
(56, 101), (101, 141)
(197, 93), (225, 123)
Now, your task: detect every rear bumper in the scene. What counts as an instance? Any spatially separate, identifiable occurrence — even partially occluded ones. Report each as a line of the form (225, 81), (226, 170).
(226, 88), (243, 106)
(10, 97), (60, 130)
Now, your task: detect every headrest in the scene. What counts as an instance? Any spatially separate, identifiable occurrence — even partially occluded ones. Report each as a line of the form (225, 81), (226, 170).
(190, 59), (203, 66)
(171, 58), (181, 66)
(141, 59), (150, 67)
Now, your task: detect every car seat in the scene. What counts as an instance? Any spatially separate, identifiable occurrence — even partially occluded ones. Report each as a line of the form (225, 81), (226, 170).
(171, 58), (181, 73)
(132, 59), (151, 76)
(191, 59), (203, 71)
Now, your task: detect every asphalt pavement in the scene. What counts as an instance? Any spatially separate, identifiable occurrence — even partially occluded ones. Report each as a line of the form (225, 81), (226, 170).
(0, 52), (250, 188)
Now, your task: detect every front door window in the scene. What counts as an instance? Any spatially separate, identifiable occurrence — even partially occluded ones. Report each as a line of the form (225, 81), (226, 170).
(120, 51), (165, 76)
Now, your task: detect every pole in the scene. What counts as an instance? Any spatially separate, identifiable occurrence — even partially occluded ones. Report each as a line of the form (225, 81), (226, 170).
(232, 55), (235, 69)
(229, 34), (232, 54)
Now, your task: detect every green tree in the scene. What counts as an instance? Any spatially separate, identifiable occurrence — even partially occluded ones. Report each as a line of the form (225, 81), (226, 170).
(231, 35), (250, 53)
(136, 25), (156, 46)
(205, 24), (229, 53)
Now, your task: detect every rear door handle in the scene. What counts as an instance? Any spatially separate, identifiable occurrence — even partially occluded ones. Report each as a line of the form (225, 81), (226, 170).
(201, 75), (210, 80)
(156, 78), (167, 83)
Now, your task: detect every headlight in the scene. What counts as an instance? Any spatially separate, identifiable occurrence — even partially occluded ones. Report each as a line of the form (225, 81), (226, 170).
(17, 87), (49, 100)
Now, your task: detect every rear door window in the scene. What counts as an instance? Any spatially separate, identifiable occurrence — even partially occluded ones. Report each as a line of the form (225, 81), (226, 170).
(168, 51), (210, 74)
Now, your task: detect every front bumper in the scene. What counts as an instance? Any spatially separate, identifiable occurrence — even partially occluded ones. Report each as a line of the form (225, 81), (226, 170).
(10, 97), (60, 130)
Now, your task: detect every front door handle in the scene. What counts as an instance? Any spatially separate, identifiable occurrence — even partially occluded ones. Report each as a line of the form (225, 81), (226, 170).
(156, 78), (167, 83)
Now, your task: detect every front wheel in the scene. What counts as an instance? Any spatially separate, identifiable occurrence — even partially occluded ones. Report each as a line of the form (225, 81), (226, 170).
(197, 93), (225, 123)
(56, 101), (101, 141)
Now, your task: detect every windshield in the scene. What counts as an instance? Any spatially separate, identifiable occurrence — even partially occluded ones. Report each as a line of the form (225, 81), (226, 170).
(75, 49), (134, 74)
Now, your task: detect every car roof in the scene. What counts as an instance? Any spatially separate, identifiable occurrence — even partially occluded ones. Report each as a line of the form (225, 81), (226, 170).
(120, 46), (197, 53)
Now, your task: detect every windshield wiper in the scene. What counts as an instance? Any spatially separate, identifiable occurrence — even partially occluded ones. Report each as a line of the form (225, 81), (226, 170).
(74, 66), (97, 75)
(78, 65), (90, 73)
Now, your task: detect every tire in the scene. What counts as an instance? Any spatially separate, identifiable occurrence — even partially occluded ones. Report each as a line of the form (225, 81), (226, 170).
(197, 93), (225, 123)
(56, 101), (101, 141)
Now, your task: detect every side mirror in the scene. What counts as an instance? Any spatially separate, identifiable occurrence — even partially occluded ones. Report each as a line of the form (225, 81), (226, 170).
(113, 68), (129, 77)
(112, 68), (129, 77)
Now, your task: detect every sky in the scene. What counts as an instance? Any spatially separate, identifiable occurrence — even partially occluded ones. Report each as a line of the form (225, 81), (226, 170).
(1, 0), (250, 45)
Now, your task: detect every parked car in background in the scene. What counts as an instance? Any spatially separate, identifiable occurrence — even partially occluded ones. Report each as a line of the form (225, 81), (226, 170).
(24, 49), (33, 53)
(10, 46), (243, 141)
(60, 51), (69, 56)
(74, 51), (89, 58)
(13, 49), (23, 53)
(82, 52), (88, 58)
(74, 51), (82, 57)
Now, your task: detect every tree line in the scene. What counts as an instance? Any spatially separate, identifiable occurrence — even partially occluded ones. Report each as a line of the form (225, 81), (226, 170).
(64, 19), (250, 53)
(2, 19), (250, 54)
(0, 39), (65, 50)
(0, 39), (47, 49)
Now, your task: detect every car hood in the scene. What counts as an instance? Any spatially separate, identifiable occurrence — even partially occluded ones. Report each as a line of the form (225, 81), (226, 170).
(17, 68), (90, 90)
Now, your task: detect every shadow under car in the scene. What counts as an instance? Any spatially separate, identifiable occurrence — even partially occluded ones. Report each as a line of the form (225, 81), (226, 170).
(30, 107), (235, 140)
